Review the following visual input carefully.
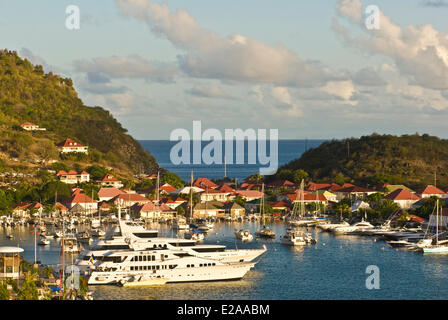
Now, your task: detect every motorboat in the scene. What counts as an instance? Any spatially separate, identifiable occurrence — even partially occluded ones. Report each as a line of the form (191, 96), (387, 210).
(255, 226), (275, 239)
(119, 275), (169, 287)
(87, 248), (259, 285)
(235, 229), (254, 242)
(332, 221), (375, 235)
(38, 237), (50, 246)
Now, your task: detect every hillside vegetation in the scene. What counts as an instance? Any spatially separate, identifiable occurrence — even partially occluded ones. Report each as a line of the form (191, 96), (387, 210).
(275, 133), (448, 189)
(0, 49), (159, 176)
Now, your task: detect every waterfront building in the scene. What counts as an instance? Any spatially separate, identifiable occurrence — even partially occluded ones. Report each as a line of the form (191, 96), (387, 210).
(0, 247), (24, 280)
(56, 139), (89, 154)
(222, 201), (245, 218)
(193, 201), (225, 218)
(12, 202), (44, 218)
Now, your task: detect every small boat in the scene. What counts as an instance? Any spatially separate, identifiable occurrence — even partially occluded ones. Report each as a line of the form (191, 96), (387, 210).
(6, 234), (14, 240)
(235, 229), (254, 242)
(255, 226), (275, 239)
(281, 228), (316, 246)
(38, 237), (50, 246)
(120, 275), (169, 287)
(184, 229), (205, 241)
(420, 200), (448, 254)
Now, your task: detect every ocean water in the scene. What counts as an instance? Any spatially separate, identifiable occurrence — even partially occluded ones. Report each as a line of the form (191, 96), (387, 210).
(139, 140), (325, 181)
(1, 223), (447, 300)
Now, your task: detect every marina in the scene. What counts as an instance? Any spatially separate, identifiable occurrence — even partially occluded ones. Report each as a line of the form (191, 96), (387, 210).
(1, 219), (447, 300)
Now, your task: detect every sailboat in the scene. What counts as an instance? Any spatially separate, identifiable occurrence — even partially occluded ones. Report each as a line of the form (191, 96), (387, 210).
(255, 183), (276, 239)
(422, 199), (448, 254)
(288, 180), (315, 227)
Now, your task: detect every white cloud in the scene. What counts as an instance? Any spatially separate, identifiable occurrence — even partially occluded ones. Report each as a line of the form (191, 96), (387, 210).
(186, 85), (234, 99)
(334, 0), (448, 90)
(73, 54), (177, 82)
(115, 0), (342, 87)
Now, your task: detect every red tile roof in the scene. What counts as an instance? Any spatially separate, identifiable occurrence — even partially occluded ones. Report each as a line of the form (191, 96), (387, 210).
(56, 139), (85, 148)
(267, 180), (295, 188)
(416, 185), (446, 195)
(270, 200), (291, 208)
(159, 184), (177, 194)
(194, 178), (218, 189)
(307, 182), (332, 191)
(100, 174), (119, 182)
(21, 122), (36, 127)
(384, 189), (420, 201)
(114, 193), (149, 203)
(235, 190), (264, 198)
(336, 185), (374, 193)
(98, 187), (125, 198)
(68, 193), (96, 204)
(218, 184), (235, 193)
(287, 192), (327, 202)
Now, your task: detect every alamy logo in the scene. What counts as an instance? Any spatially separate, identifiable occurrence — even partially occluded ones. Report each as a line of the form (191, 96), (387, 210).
(65, 5), (80, 30)
(365, 5), (380, 30)
(365, 265), (380, 290)
(65, 265), (80, 290)
(170, 121), (279, 175)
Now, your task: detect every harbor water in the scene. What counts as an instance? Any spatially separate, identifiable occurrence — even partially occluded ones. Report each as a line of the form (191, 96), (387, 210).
(1, 222), (447, 300)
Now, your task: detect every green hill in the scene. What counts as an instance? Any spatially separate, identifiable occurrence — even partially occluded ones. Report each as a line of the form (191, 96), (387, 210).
(275, 133), (448, 189)
(0, 49), (159, 176)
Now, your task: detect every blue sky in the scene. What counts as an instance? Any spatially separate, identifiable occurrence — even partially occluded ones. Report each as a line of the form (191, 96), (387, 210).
(1, 0), (448, 139)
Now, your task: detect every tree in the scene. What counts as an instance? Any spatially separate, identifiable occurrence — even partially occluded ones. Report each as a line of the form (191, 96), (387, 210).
(0, 282), (10, 300)
(248, 173), (263, 184)
(161, 172), (184, 189)
(293, 169), (308, 183)
(233, 196), (246, 207)
(18, 272), (39, 300)
(86, 165), (110, 181)
(176, 205), (185, 217)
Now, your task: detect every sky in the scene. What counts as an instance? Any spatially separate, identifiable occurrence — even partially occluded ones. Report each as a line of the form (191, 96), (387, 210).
(1, 0), (448, 140)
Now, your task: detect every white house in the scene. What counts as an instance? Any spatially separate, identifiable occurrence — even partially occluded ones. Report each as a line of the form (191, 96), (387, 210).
(56, 170), (90, 184)
(383, 189), (421, 209)
(20, 122), (46, 131)
(57, 139), (88, 154)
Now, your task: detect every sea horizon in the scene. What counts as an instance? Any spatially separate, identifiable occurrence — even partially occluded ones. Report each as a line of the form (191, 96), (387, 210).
(139, 139), (326, 181)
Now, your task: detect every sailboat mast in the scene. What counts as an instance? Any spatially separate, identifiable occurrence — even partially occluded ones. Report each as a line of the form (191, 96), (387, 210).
(436, 199), (439, 245)
(189, 171), (193, 223)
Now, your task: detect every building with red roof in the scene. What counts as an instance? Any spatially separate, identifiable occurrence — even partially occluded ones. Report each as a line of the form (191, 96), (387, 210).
(218, 184), (235, 193)
(267, 180), (295, 191)
(200, 188), (230, 202)
(56, 170), (90, 184)
(194, 178), (218, 189)
(20, 122), (46, 131)
(384, 188), (421, 209)
(56, 139), (88, 154)
(416, 185), (447, 199)
(270, 200), (291, 211)
(159, 184), (177, 194)
(334, 185), (376, 201)
(99, 174), (123, 188)
(98, 187), (126, 202)
(12, 202), (44, 217)
(235, 190), (264, 201)
(65, 193), (98, 212)
(112, 193), (150, 207)
(285, 191), (328, 205)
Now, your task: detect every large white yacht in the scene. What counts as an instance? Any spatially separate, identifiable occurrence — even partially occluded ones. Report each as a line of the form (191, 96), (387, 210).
(87, 248), (258, 285)
(76, 219), (267, 274)
(331, 220), (375, 235)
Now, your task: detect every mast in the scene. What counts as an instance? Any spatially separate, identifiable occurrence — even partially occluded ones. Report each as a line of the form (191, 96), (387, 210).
(189, 170), (193, 223)
(261, 183), (265, 220)
(436, 199), (439, 245)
